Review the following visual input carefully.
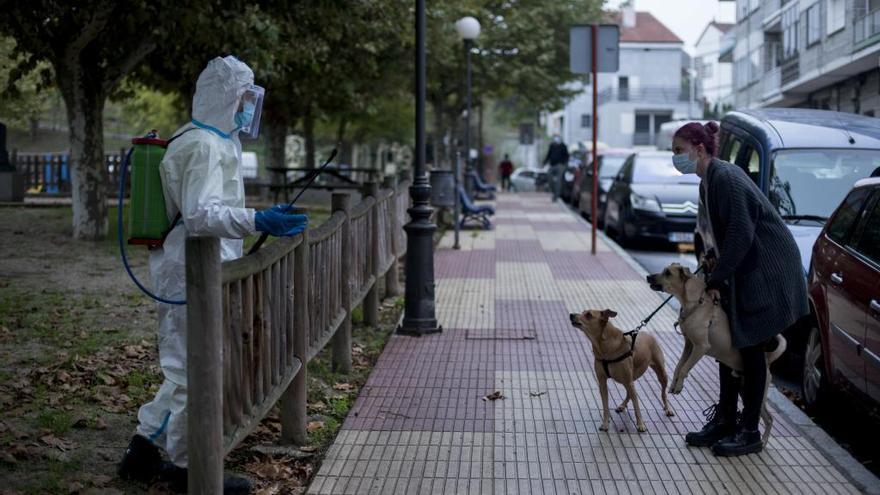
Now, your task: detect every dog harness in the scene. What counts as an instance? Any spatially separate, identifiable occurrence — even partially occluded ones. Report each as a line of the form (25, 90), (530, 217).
(674, 292), (720, 334)
(599, 330), (639, 376)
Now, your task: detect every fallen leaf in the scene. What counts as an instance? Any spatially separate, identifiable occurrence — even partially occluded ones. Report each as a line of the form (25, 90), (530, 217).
(40, 434), (73, 451)
(94, 417), (108, 430)
(482, 391), (505, 401)
(1, 451), (17, 464)
(310, 401), (327, 412)
(67, 481), (84, 493)
(98, 373), (116, 386)
(332, 382), (354, 391)
(529, 391), (547, 397)
(299, 445), (318, 453)
(91, 474), (112, 487)
(306, 421), (324, 432)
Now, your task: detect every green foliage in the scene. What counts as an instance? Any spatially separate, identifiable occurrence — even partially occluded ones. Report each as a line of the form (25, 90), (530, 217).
(34, 410), (73, 436)
(0, 36), (55, 130)
(114, 81), (187, 138)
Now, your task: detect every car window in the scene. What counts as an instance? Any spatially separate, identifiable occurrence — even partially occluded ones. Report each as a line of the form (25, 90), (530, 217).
(768, 149), (880, 219)
(520, 170), (534, 178)
(855, 192), (880, 265)
(827, 187), (871, 244)
(738, 146), (762, 186)
(720, 135), (743, 163)
(599, 156), (628, 179)
(633, 155), (700, 184)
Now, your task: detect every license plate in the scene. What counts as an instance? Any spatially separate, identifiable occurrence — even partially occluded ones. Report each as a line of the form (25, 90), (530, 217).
(668, 232), (694, 243)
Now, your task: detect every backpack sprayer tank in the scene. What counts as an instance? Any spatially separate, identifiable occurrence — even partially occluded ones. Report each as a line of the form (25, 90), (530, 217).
(127, 136), (172, 248)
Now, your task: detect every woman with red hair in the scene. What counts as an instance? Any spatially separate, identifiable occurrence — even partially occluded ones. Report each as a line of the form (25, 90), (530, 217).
(671, 121), (808, 457)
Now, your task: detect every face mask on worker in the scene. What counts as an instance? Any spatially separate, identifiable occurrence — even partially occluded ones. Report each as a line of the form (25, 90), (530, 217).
(235, 84), (265, 139)
(672, 151), (697, 175)
(553, 136), (561, 144)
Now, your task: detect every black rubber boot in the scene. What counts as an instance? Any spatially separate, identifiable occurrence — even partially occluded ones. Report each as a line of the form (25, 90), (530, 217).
(711, 428), (763, 457)
(685, 404), (737, 447)
(117, 435), (163, 483)
(158, 461), (253, 494)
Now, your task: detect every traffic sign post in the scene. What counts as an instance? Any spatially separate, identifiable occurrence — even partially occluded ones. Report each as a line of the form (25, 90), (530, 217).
(570, 24), (619, 255)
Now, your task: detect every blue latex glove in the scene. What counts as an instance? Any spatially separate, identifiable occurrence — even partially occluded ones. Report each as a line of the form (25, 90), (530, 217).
(255, 207), (308, 237)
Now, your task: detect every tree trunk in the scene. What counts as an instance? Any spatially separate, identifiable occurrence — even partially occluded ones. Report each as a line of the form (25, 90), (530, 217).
(265, 111), (287, 177)
(336, 118), (352, 166)
(303, 105), (315, 169)
(430, 99), (445, 169)
(59, 69), (108, 240)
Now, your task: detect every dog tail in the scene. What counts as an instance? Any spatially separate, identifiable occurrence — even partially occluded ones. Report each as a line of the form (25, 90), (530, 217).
(765, 335), (787, 364)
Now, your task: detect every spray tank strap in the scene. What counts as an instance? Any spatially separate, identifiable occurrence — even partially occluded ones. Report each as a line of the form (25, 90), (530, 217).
(165, 126), (200, 147)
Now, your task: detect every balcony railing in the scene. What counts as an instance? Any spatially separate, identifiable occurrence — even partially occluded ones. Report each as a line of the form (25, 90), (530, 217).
(762, 67), (782, 100)
(854, 7), (880, 47)
(780, 57), (800, 86)
(598, 86), (689, 105)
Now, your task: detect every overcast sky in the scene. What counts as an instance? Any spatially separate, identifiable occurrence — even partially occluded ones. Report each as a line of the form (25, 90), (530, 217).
(605, 0), (736, 54)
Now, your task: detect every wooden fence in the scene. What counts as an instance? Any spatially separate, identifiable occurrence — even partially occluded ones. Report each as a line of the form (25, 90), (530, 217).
(184, 176), (411, 491)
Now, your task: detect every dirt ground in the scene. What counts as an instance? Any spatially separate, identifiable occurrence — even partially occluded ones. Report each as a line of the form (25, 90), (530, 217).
(0, 205), (401, 494)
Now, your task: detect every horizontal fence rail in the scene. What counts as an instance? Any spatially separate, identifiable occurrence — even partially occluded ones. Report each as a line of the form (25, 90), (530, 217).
(185, 177), (411, 483)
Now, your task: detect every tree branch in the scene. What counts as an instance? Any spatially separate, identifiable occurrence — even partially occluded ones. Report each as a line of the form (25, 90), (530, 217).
(103, 37), (158, 93)
(63, 1), (114, 64)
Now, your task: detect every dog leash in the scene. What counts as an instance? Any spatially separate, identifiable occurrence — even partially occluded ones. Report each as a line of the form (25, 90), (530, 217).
(635, 264), (705, 333)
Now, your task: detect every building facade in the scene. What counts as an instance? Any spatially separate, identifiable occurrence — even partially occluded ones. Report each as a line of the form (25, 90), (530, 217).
(546, 6), (694, 149)
(722, 0), (880, 116)
(695, 21), (735, 112)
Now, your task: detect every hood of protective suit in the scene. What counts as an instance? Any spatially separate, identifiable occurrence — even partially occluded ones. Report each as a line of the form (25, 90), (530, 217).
(191, 56), (254, 135)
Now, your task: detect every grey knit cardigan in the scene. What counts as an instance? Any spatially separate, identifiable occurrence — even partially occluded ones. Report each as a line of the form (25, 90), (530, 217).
(699, 158), (809, 348)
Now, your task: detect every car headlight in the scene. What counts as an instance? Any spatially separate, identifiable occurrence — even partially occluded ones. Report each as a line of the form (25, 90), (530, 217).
(630, 192), (662, 213)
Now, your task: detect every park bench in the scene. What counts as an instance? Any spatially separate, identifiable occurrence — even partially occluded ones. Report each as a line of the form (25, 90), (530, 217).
(458, 185), (494, 230)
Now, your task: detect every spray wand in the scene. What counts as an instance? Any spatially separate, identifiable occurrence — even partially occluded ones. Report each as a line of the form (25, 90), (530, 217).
(248, 148), (337, 255)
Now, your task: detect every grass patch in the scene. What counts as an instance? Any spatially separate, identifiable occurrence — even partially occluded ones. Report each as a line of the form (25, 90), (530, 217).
(34, 410), (73, 435)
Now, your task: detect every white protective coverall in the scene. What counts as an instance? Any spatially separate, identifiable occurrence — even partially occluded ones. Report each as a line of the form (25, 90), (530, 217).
(135, 56), (257, 467)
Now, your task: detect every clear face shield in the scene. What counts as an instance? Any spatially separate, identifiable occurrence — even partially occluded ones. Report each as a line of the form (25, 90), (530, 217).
(235, 84), (265, 139)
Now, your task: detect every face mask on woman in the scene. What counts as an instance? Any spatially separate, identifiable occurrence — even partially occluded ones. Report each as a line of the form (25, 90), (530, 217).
(672, 152), (697, 174)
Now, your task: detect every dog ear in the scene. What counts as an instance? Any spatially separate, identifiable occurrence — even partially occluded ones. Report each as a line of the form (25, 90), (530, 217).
(600, 309), (617, 320)
(679, 267), (689, 283)
(583, 311), (593, 320)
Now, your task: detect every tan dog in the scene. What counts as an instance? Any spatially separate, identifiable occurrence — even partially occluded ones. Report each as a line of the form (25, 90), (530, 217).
(569, 309), (675, 433)
(646, 263), (787, 443)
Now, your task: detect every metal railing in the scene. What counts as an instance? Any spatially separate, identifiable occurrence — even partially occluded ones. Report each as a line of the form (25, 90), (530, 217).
(12, 151), (126, 196)
(854, 7), (880, 46)
(598, 86), (689, 105)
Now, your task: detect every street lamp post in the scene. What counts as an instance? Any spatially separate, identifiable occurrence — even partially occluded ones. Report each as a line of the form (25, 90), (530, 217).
(456, 16), (480, 195)
(398, 0), (440, 336)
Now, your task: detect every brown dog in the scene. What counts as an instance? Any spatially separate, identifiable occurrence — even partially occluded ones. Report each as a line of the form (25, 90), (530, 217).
(569, 309), (675, 432)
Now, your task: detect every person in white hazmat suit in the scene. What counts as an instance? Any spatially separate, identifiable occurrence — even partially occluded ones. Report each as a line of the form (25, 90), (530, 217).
(118, 56), (307, 493)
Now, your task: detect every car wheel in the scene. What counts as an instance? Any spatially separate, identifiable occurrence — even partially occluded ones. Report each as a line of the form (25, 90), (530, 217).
(801, 323), (826, 411)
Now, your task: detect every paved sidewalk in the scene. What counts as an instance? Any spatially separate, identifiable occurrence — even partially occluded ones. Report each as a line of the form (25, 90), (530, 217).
(309, 193), (864, 494)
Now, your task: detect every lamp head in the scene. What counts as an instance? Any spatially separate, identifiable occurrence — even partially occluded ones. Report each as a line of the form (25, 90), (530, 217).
(455, 16), (481, 40)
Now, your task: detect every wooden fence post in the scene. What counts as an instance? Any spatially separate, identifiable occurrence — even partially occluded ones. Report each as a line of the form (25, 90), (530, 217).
(331, 193), (352, 373)
(363, 181), (380, 326)
(280, 235), (309, 445)
(383, 175), (402, 298)
(186, 237), (223, 493)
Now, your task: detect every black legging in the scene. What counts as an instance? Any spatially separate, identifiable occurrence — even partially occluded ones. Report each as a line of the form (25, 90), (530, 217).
(718, 342), (767, 431)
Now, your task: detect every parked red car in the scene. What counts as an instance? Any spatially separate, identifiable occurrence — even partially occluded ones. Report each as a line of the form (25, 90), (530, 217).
(804, 177), (880, 409)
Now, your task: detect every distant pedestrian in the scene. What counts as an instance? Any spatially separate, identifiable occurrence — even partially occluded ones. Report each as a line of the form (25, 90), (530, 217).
(673, 121), (808, 457)
(498, 154), (514, 191)
(544, 134), (569, 202)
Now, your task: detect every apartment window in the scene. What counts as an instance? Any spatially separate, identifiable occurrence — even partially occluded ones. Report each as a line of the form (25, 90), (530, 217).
(827, 0), (846, 34)
(806, 4), (821, 46)
(735, 58), (750, 89)
(749, 48), (761, 83)
(782, 5), (799, 60)
(581, 114), (592, 128)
